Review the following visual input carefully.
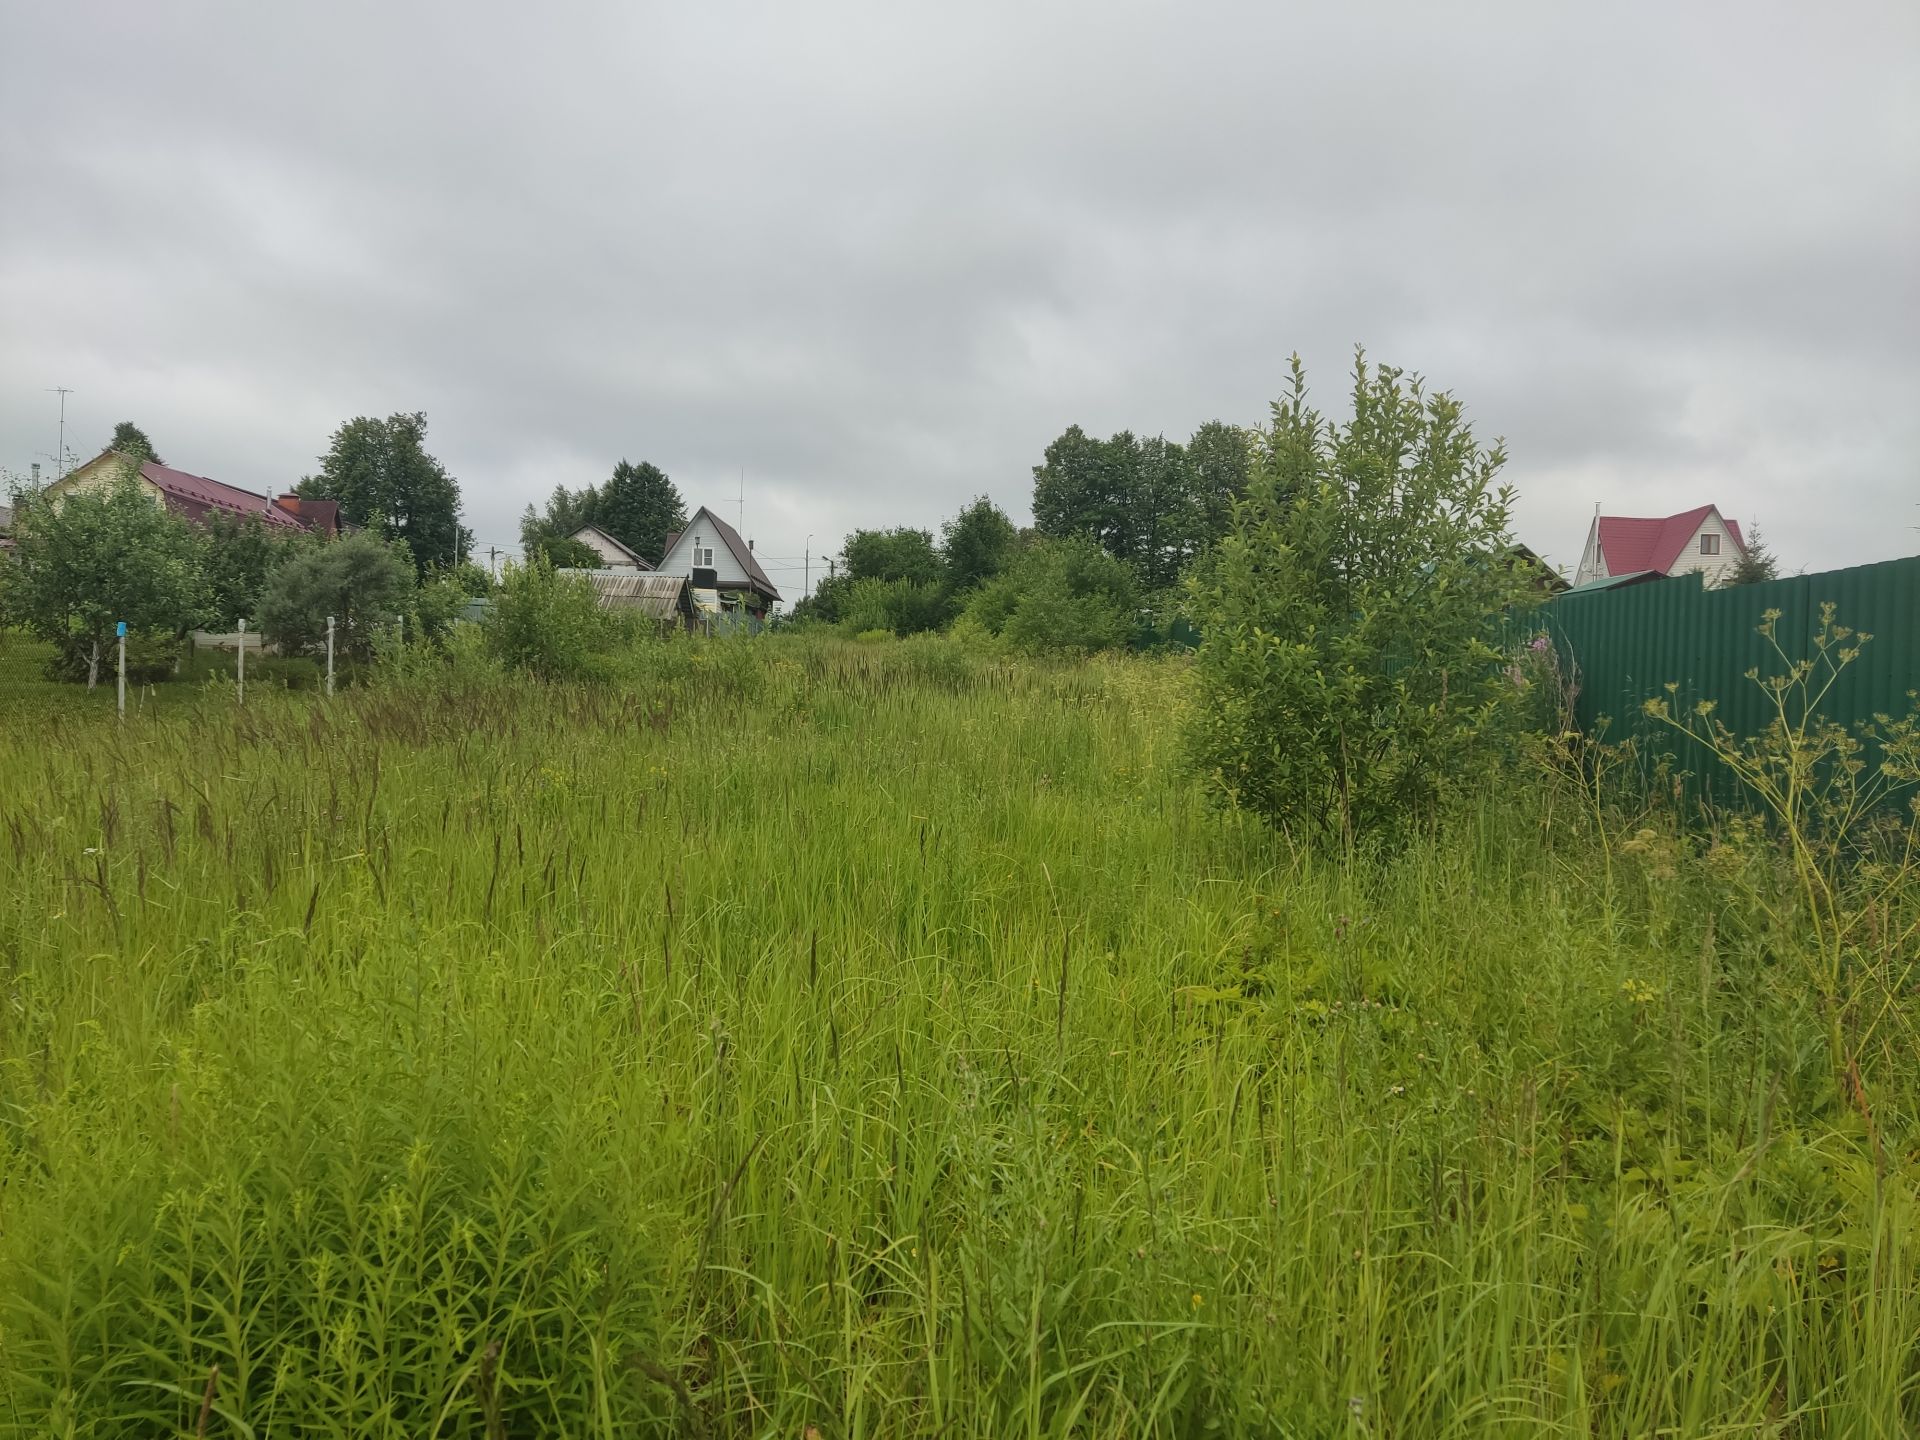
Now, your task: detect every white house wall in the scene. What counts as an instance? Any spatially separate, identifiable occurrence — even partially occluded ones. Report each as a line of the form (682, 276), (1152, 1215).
(1674, 512), (1743, 588)
(572, 527), (642, 568)
(1573, 518), (1607, 587)
(658, 510), (753, 586)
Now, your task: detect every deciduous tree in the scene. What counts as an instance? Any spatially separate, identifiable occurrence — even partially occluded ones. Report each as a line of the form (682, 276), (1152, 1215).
(258, 531), (415, 664)
(940, 497), (1018, 592)
(1187, 351), (1537, 846)
(0, 468), (206, 685)
(297, 412), (470, 574)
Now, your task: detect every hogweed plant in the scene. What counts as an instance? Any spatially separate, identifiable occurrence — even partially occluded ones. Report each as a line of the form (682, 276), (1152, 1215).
(1642, 604), (1920, 1112)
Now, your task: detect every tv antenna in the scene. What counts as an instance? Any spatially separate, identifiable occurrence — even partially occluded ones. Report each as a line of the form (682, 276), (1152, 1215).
(47, 388), (73, 480)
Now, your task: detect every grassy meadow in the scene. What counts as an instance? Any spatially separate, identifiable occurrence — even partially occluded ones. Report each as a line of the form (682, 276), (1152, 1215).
(0, 633), (1914, 1436)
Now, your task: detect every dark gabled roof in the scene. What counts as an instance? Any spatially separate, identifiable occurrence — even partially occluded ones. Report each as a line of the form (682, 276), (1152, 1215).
(673, 507), (781, 602)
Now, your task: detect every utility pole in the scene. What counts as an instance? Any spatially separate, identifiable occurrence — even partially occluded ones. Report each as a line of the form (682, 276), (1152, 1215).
(488, 545), (499, 579)
(47, 388), (73, 479)
(737, 468), (744, 529)
(804, 533), (814, 597)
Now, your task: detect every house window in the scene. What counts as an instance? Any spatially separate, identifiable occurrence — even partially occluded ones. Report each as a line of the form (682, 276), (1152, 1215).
(694, 542), (715, 568)
(1699, 533), (1720, 556)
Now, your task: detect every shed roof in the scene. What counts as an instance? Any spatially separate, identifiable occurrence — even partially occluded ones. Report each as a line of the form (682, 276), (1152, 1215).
(1564, 569), (1671, 595)
(568, 570), (686, 618)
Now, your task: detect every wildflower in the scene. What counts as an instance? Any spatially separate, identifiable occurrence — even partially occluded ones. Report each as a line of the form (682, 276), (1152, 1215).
(1530, 635), (1551, 652)
(1191, 1292), (1203, 1310)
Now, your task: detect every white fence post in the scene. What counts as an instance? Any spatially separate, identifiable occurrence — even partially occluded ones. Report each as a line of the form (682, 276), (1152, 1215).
(326, 615), (336, 697)
(237, 618), (247, 705)
(116, 621), (126, 721)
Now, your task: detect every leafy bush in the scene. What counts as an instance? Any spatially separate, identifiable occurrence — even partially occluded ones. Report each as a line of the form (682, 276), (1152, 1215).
(483, 556), (613, 680)
(963, 538), (1140, 655)
(199, 511), (313, 630)
(530, 534), (604, 570)
(838, 577), (952, 637)
(411, 569), (479, 645)
(258, 532), (415, 666)
(1187, 352), (1538, 846)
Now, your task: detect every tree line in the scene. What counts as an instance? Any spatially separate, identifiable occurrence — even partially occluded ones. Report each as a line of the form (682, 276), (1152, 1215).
(790, 415), (1255, 651)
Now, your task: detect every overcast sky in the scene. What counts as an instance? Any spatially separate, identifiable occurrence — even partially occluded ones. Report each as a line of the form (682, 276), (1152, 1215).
(3, 1), (1915, 593)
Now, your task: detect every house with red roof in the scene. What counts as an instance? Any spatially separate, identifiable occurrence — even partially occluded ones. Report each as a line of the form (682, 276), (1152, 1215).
(1573, 505), (1747, 590)
(42, 449), (339, 538)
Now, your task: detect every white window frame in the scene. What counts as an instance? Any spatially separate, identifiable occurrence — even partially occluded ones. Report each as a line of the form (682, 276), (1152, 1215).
(693, 541), (715, 568)
(1699, 533), (1719, 556)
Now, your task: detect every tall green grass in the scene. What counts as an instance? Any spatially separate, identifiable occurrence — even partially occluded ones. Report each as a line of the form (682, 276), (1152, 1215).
(0, 635), (1913, 1436)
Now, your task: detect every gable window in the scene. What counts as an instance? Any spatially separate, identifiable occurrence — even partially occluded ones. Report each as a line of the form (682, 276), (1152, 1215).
(693, 540), (715, 568)
(1699, 533), (1720, 556)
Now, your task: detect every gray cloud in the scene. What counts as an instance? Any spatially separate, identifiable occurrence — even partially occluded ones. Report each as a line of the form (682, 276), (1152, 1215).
(4, 0), (1916, 587)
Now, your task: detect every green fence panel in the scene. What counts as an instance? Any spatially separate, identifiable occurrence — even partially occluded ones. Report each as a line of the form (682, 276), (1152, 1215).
(1539, 556), (1920, 805)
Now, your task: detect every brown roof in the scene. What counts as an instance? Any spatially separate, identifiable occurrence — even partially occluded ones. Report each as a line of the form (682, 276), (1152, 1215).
(273, 495), (342, 536)
(137, 458), (307, 530)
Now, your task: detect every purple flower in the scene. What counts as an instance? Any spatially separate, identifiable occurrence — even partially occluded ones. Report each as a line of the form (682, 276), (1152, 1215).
(1530, 636), (1551, 652)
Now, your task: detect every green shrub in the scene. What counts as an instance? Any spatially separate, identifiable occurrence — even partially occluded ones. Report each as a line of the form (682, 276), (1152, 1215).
(838, 577), (951, 637)
(962, 537), (1140, 655)
(258, 532), (415, 666)
(483, 556), (613, 680)
(1186, 352), (1538, 846)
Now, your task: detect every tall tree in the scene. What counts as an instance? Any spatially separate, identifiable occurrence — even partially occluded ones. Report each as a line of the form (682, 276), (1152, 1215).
(940, 497), (1017, 592)
(520, 483), (602, 552)
(108, 421), (161, 465)
(296, 412), (470, 574)
(1186, 419), (1252, 542)
(1131, 433), (1207, 590)
(1032, 426), (1133, 559)
(199, 511), (312, 629)
(593, 460), (686, 564)
(1031, 426), (1207, 589)
(843, 527), (945, 586)
(1727, 525), (1780, 585)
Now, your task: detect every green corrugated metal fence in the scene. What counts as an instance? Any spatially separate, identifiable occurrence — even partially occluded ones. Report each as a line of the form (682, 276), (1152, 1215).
(1540, 555), (1920, 802)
